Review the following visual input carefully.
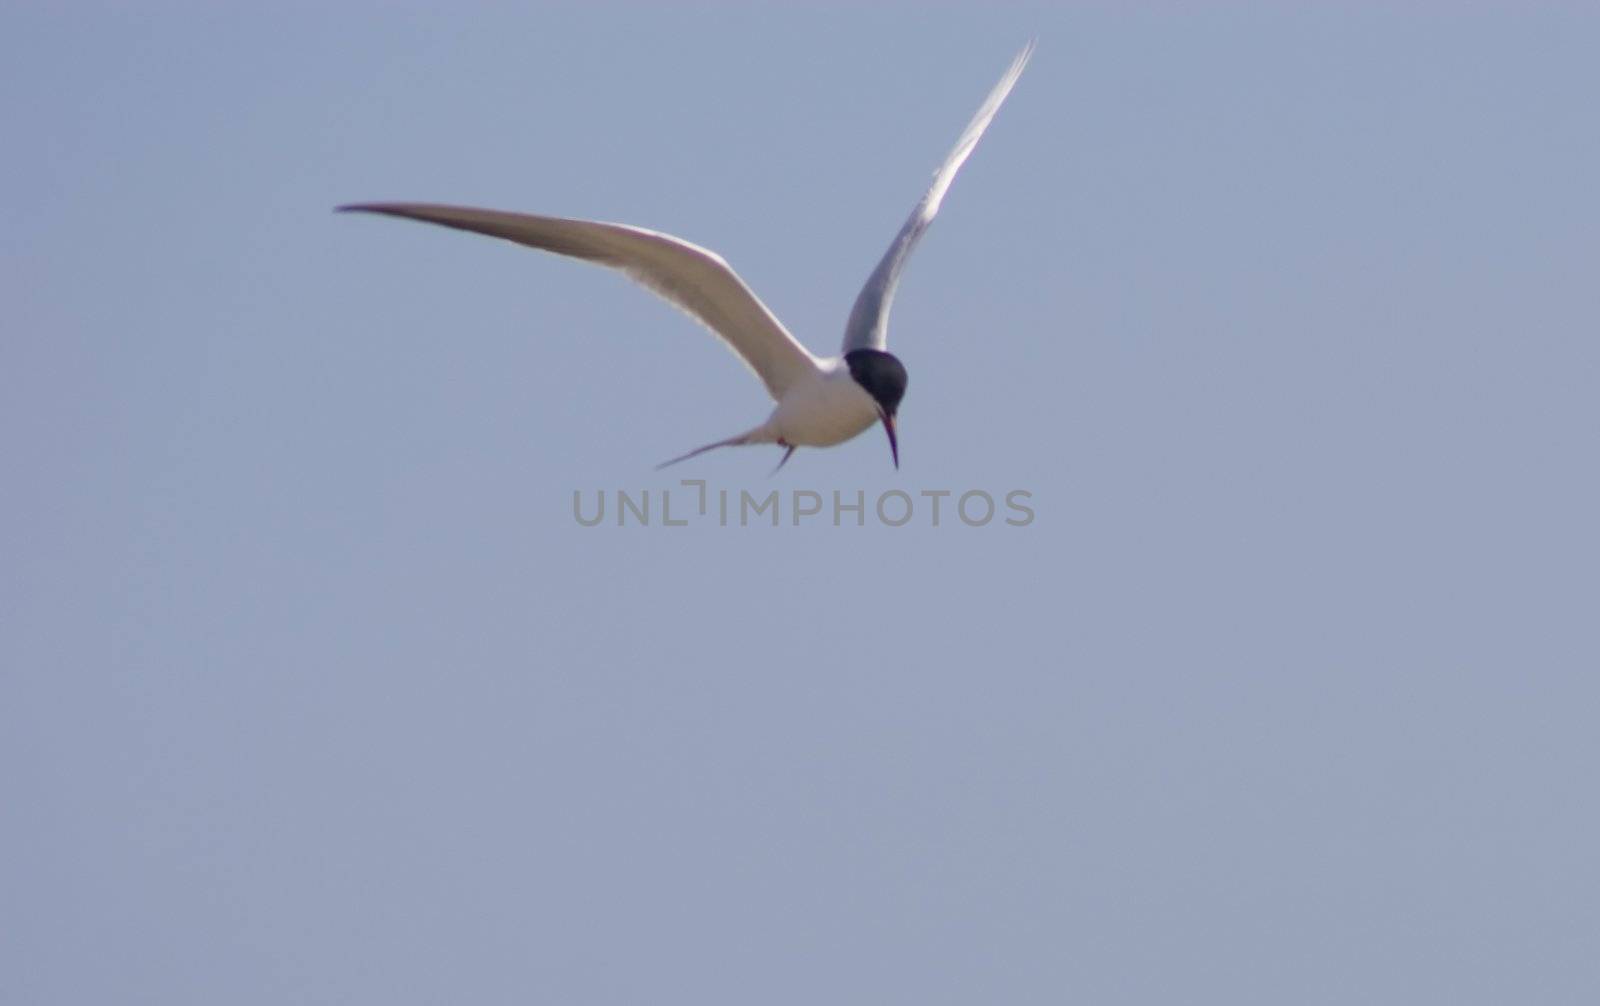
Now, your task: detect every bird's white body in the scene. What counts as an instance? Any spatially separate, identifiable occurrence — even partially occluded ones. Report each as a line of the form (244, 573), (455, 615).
(340, 43), (1031, 470)
(759, 359), (881, 447)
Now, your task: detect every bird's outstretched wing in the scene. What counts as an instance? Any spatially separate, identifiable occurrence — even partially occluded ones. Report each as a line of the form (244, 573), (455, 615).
(842, 41), (1033, 354)
(339, 203), (820, 400)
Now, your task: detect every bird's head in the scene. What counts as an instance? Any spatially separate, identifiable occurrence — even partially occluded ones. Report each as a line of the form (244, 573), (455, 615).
(845, 349), (908, 469)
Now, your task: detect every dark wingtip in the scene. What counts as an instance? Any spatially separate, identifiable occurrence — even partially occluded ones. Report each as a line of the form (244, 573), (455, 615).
(336, 203), (411, 216)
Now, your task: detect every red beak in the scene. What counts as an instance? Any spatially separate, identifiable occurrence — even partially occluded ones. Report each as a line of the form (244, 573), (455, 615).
(880, 411), (899, 469)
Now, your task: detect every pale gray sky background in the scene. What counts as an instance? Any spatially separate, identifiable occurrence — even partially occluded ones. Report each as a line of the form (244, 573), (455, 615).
(5, 3), (1599, 1003)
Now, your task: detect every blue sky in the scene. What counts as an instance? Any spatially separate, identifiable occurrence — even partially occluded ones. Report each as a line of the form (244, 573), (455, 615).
(6, 4), (1599, 1003)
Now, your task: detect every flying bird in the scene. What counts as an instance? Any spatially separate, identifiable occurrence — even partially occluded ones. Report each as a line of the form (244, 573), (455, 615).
(340, 42), (1032, 471)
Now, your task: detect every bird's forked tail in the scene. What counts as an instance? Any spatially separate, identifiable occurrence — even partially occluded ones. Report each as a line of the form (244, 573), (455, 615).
(656, 425), (791, 472)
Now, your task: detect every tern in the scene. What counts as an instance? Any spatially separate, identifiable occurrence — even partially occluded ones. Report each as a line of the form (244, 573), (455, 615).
(340, 42), (1031, 471)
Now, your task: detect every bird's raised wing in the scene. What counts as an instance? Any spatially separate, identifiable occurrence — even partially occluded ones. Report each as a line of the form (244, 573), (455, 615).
(842, 41), (1033, 354)
(339, 203), (820, 400)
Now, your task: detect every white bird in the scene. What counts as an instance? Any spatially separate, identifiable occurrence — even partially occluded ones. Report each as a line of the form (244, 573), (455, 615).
(340, 42), (1032, 471)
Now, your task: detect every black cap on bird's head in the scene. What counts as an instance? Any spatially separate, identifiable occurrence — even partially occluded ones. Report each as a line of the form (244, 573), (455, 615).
(845, 349), (908, 469)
